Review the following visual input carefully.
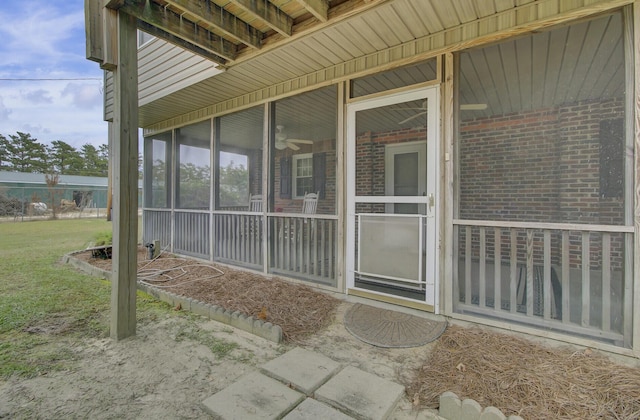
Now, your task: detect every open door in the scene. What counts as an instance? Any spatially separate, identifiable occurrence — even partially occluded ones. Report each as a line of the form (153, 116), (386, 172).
(346, 86), (439, 311)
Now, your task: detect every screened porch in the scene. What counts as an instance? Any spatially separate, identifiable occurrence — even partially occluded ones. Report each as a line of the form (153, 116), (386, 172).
(452, 11), (634, 348)
(142, 86), (339, 287)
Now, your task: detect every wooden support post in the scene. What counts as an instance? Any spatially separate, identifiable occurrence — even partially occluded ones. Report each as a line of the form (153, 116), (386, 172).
(107, 121), (113, 222)
(631, 1), (640, 356)
(110, 9), (139, 340)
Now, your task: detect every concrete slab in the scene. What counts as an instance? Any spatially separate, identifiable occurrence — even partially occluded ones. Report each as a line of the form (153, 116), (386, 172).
(315, 366), (405, 420)
(261, 347), (342, 395)
(201, 372), (305, 420)
(283, 398), (355, 420)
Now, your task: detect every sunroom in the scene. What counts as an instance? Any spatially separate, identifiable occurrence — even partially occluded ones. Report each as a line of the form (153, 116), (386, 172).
(93, 0), (640, 357)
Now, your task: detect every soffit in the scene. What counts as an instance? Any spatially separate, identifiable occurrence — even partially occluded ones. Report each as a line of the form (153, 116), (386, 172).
(129, 0), (625, 128)
(137, 0), (530, 126)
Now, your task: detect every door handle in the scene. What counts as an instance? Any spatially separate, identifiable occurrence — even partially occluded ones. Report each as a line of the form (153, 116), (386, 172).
(428, 193), (435, 211)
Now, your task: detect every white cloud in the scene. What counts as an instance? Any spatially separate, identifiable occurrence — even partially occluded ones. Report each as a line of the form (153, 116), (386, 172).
(0, 2), (85, 73)
(0, 1), (107, 149)
(21, 89), (53, 104)
(62, 83), (102, 109)
(0, 96), (11, 121)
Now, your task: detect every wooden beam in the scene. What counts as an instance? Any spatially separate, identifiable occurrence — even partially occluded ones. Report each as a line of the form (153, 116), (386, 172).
(442, 52), (454, 315)
(138, 20), (229, 65)
(85, 0), (104, 62)
(116, 0), (237, 61)
(111, 9), (139, 341)
(297, 0), (328, 22)
(631, 0), (640, 356)
(101, 6), (118, 70)
(163, 0), (262, 49)
(229, 0), (292, 37)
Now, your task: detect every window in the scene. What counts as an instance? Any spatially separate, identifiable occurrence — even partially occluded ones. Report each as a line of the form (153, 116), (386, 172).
(293, 154), (313, 198)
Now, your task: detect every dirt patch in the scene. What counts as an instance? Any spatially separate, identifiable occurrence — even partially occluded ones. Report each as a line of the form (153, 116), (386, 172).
(406, 326), (640, 419)
(0, 315), (284, 419)
(74, 248), (339, 342)
(2, 249), (440, 419)
(68, 247), (640, 419)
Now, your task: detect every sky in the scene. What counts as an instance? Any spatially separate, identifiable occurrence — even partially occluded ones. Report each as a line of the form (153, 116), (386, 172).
(0, 0), (107, 150)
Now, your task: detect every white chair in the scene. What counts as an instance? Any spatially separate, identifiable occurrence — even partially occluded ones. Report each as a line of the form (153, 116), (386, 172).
(249, 194), (262, 212)
(301, 192), (319, 214)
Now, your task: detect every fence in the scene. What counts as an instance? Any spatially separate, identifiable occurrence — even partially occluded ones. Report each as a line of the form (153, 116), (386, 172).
(0, 186), (142, 222)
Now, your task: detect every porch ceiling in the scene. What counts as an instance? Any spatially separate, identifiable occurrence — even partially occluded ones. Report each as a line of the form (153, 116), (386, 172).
(111, 0), (624, 128)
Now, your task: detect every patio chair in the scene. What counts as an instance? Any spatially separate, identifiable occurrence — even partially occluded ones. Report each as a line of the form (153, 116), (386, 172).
(249, 194), (263, 212)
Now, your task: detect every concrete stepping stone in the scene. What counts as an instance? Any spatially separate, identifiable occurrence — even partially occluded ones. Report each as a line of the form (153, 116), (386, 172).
(315, 366), (405, 420)
(261, 347), (342, 395)
(283, 398), (355, 420)
(202, 371), (305, 420)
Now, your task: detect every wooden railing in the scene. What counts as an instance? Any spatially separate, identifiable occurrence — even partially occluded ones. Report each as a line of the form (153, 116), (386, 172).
(143, 209), (171, 249)
(453, 220), (633, 347)
(270, 215), (337, 286)
(144, 209), (338, 287)
(175, 211), (210, 258)
(214, 212), (263, 269)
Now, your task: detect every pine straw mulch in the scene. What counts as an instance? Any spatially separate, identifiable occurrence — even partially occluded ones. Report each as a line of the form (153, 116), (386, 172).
(406, 325), (640, 420)
(74, 248), (339, 342)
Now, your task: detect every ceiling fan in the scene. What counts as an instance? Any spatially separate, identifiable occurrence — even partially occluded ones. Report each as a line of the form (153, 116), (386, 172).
(274, 125), (314, 150)
(397, 101), (487, 124)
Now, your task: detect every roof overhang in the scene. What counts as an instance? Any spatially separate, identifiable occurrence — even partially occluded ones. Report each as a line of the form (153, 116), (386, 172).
(87, 0), (631, 130)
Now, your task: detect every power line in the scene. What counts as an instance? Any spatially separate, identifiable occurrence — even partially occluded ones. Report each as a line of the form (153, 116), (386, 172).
(0, 78), (102, 81)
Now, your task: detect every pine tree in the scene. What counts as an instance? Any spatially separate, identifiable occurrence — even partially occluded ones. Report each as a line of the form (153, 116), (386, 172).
(7, 132), (47, 173)
(80, 143), (108, 176)
(0, 134), (9, 170)
(49, 140), (83, 174)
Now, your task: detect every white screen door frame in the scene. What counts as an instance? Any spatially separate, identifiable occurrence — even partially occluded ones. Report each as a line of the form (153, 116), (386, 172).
(346, 86), (440, 312)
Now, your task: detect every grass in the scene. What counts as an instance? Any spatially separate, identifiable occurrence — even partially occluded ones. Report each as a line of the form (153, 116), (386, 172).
(174, 325), (239, 359)
(0, 218), (170, 378)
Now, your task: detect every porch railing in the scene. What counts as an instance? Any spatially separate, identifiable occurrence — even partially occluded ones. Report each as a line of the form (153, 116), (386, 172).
(270, 215), (337, 287)
(143, 209), (338, 287)
(453, 219), (633, 347)
(214, 211), (263, 269)
(143, 209), (171, 249)
(174, 211), (210, 258)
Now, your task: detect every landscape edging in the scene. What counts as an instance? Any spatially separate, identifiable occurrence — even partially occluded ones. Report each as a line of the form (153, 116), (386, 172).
(439, 392), (524, 420)
(63, 251), (283, 344)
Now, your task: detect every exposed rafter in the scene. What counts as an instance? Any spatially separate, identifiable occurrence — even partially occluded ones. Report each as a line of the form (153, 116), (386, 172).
(229, 0), (293, 37)
(108, 0), (237, 61)
(162, 0), (263, 49)
(101, 0), (391, 68)
(138, 20), (229, 64)
(297, 0), (328, 22)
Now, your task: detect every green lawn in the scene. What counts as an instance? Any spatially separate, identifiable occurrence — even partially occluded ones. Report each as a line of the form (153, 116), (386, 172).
(0, 218), (167, 377)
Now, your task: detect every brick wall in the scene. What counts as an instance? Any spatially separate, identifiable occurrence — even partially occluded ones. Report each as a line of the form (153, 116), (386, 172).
(458, 98), (626, 269)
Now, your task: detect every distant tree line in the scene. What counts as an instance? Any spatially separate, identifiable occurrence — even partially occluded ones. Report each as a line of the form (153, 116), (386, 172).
(0, 132), (108, 177)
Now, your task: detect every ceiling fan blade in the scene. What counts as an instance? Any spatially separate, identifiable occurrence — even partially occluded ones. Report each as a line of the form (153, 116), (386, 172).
(287, 139), (313, 144)
(460, 103), (487, 110)
(398, 111), (426, 125)
(288, 143), (300, 151)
